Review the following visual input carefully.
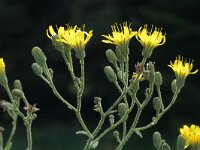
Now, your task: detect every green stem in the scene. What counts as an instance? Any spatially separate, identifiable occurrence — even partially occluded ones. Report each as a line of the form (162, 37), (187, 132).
(5, 85), (25, 119)
(0, 132), (3, 150)
(25, 121), (32, 150)
(4, 118), (17, 150)
(122, 121), (127, 139)
(116, 81), (154, 150)
(137, 89), (180, 131)
(48, 81), (77, 111)
(76, 57), (91, 137)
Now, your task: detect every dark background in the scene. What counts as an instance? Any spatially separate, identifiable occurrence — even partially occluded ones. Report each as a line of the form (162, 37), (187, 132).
(0, 0), (200, 149)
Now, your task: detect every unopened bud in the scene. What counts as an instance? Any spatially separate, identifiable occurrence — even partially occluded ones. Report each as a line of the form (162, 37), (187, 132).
(162, 143), (171, 150)
(153, 132), (162, 150)
(153, 97), (161, 113)
(171, 79), (177, 93)
(109, 115), (115, 126)
(155, 72), (163, 86)
(106, 49), (117, 65)
(104, 66), (117, 83)
(32, 46), (47, 67)
(14, 80), (23, 90)
(118, 103), (127, 118)
(146, 62), (155, 82)
(12, 89), (24, 98)
(176, 135), (185, 150)
(32, 63), (43, 76)
(113, 131), (119, 138)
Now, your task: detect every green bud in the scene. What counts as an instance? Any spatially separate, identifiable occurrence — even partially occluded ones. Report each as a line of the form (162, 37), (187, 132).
(32, 46), (47, 67)
(162, 143), (171, 150)
(106, 49), (117, 65)
(153, 97), (162, 113)
(109, 115), (115, 126)
(147, 62), (155, 82)
(89, 141), (99, 149)
(113, 131), (119, 138)
(32, 63), (43, 76)
(104, 66), (117, 83)
(176, 135), (185, 150)
(118, 103), (127, 118)
(153, 132), (162, 150)
(171, 79), (177, 93)
(14, 80), (23, 90)
(12, 89), (24, 98)
(117, 71), (122, 80)
(155, 72), (163, 86)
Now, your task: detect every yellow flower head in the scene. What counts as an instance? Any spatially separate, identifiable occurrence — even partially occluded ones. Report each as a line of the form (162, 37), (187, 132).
(168, 55), (198, 89)
(46, 24), (93, 51)
(168, 55), (198, 79)
(0, 58), (5, 73)
(136, 25), (166, 58)
(180, 124), (200, 148)
(102, 22), (136, 49)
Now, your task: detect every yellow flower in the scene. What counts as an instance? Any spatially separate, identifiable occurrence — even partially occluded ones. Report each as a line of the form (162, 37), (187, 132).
(46, 24), (93, 51)
(180, 124), (200, 148)
(0, 58), (5, 73)
(168, 55), (198, 89)
(136, 25), (166, 58)
(102, 22), (136, 49)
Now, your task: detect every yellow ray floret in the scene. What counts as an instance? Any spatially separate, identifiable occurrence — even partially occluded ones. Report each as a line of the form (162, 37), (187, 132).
(102, 22), (136, 48)
(136, 25), (166, 50)
(0, 58), (5, 73)
(46, 24), (93, 51)
(180, 124), (200, 148)
(168, 55), (198, 79)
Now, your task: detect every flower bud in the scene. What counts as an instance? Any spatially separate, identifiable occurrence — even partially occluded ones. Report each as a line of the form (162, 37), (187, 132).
(146, 62), (155, 82)
(32, 46), (47, 67)
(14, 80), (23, 90)
(153, 132), (162, 150)
(109, 115), (115, 126)
(118, 103), (127, 118)
(32, 63), (43, 76)
(12, 89), (24, 98)
(162, 143), (171, 150)
(153, 97), (162, 113)
(106, 49), (117, 65)
(104, 66), (117, 83)
(176, 135), (185, 150)
(113, 131), (120, 139)
(171, 79), (177, 93)
(155, 72), (163, 87)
